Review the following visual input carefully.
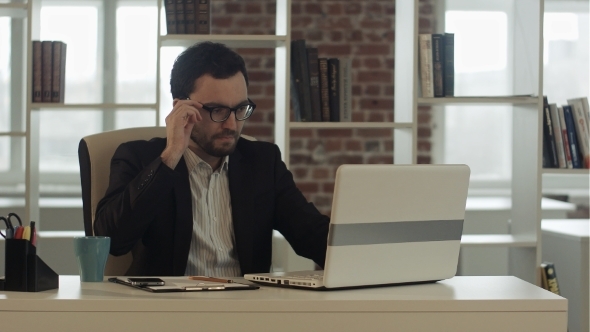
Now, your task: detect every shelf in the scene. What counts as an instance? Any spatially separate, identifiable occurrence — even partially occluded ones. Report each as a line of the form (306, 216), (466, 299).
(0, 3), (27, 18)
(417, 96), (539, 106)
(0, 131), (26, 137)
(461, 234), (537, 248)
(542, 168), (589, 175)
(30, 103), (158, 110)
(160, 34), (288, 48)
(289, 122), (413, 129)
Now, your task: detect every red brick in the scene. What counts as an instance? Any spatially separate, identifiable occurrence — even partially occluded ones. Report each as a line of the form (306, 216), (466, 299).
(385, 3), (395, 15)
(297, 182), (319, 193)
(368, 112), (385, 122)
(244, 125), (273, 137)
(317, 129), (353, 137)
(355, 44), (391, 56)
(360, 18), (393, 30)
(213, 17), (232, 28)
(420, 4), (433, 15)
(247, 112), (264, 123)
(351, 58), (361, 68)
(352, 85), (362, 96)
(368, 156), (394, 164)
(418, 141), (431, 151)
(292, 167), (308, 179)
(330, 31), (343, 42)
(292, 17), (313, 28)
(345, 140), (362, 151)
(318, 17), (353, 30)
(366, 3), (382, 15)
(307, 30), (323, 41)
(236, 48), (273, 56)
(418, 127), (432, 138)
(291, 30), (304, 40)
(306, 139), (321, 150)
(317, 44), (351, 56)
(356, 128), (393, 137)
(245, 3), (262, 14)
(418, 106), (432, 112)
(344, 3), (362, 15)
(245, 58), (261, 69)
(352, 112), (363, 121)
(264, 85), (275, 95)
(253, 98), (274, 110)
(266, 3), (276, 14)
(417, 156), (431, 164)
(322, 182), (335, 193)
(383, 30), (395, 43)
(385, 58), (394, 69)
(364, 58), (382, 69)
(248, 71), (274, 82)
(325, 139), (343, 152)
(328, 155), (363, 164)
(248, 85), (263, 95)
(225, 3), (242, 14)
(305, 3), (322, 15)
(419, 18), (431, 30)
(290, 140), (303, 150)
(346, 30), (363, 42)
(236, 17), (266, 28)
(357, 71), (392, 83)
(418, 113), (431, 124)
(360, 98), (393, 110)
(265, 58), (275, 69)
(291, 3), (301, 15)
(290, 153), (312, 165)
(291, 128), (314, 138)
(327, 4), (342, 15)
(365, 32), (382, 43)
(312, 168), (330, 179)
(384, 140), (393, 151)
(384, 85), (394, 96)
(364, 85), (380, 96)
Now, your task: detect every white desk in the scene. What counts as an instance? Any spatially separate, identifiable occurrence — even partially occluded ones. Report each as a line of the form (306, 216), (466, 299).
(542, 219), (589, 332)
(0, 276), (566, 331)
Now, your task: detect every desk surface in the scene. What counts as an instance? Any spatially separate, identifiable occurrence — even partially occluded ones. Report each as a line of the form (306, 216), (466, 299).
(0, 276), (567, 331)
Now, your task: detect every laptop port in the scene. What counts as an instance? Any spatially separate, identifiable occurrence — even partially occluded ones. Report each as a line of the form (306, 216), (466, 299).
(278, 280), (282, 284)
(284, 280), (289, 285)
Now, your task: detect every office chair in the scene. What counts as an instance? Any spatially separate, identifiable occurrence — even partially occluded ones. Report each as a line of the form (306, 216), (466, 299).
(78, 126), (256, 275)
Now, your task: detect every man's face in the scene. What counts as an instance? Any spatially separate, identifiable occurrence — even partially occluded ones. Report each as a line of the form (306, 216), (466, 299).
(188, 72), (248, 158)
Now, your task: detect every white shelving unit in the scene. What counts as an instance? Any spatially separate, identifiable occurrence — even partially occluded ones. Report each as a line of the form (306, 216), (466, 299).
(397, 0), (545, 284)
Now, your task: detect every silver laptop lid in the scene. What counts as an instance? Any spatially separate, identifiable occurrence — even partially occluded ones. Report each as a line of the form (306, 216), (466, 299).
(323, 164), (470, 288)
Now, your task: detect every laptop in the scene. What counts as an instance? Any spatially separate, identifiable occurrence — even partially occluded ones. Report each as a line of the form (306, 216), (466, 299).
(244, 164), (471, 289)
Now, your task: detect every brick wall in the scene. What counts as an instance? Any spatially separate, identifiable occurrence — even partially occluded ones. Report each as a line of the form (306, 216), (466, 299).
(211, 0), (435, 215)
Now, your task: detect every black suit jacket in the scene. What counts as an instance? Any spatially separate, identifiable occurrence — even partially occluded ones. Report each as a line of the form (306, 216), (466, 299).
(94, 137), (329, 276)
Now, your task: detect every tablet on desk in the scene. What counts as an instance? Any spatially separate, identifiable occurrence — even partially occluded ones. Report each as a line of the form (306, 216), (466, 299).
(108, 277), (258, 292)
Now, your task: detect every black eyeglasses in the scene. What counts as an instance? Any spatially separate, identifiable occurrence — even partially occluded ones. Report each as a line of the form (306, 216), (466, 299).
(190, 98), (256, 123)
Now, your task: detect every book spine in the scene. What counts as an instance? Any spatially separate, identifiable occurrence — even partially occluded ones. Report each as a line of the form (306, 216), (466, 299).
(51, 41), (66, 103)
(196, 0), (210, 34)
(184, 0), (196, 34)
(443, 33), (454, 97)
(541, 262), (561, 295)
(318, 58), (330, 122)
(548, 104), (566, 168)
(338, 58), (352, 122)
(41, 41), (53, 103)
(32, 41), (42, 103)
(558, 106), (573, 168)
(306, 48), (322, 122)
(568, 100), (590, 168)
(568, 97), (590, 139)
(542, 96), (559, 168)
(290, 74), (301, 122)
(418, 34), (434, 98)
(563, 105), (583, 168)
(290, 40), (312, 122)
(431, 34), (444, 97)
(176, 0), (186, 34)
(164, 0), (177, 34)
(327, 58), (340, 122)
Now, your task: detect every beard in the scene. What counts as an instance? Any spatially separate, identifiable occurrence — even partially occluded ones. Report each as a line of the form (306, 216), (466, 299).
(190, 128), (240, 157)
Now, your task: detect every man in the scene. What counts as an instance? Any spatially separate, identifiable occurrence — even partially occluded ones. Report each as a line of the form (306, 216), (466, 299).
(94, 42), (329, 277)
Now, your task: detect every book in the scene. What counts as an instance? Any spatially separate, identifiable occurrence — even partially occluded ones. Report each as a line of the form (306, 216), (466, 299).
(175, 0), (186, 34)
(290, 39), (312, 122)
(196, 0), (210, 34)
(548, 104), (566, 168)
(306, 48), (322, 122)
(540, 262), (560, 295)
(418, 34), (434, 98)
(567, 98), (590, 168)
(542, 96), (559, 168)
(164, 0), (177, 34)
(338, 58), (352, 122)
(51, 41), (67, 103)
(557, 106), (574, 168)
(431, 34), (444, 97)
(318, 57), (330, 121)
(563, 105), (583, 168)
(32, 41), (42, 103)
(41, 41), (53, 103)
(327, 58), (340, 122)
(443, 33), (454, 97)
(184, 0), (196, 34)
(568, 97), (590, 130)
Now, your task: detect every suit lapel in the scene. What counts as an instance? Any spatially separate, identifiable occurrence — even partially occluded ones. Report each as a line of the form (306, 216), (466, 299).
(172, 156), (193, 275)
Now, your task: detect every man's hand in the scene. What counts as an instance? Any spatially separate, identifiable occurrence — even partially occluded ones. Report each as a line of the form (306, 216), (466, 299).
(160, 99), (203, 169)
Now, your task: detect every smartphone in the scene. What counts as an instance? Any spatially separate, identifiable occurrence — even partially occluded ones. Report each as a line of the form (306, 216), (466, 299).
(125, 277), (165, 286)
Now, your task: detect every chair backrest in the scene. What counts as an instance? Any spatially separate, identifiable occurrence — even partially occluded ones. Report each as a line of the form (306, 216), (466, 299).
(78, 127), (256, 276)
(78, 126), (167, 275)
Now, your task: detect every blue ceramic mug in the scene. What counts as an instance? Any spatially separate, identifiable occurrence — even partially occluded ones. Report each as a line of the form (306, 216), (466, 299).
(73, 236), (110, 282)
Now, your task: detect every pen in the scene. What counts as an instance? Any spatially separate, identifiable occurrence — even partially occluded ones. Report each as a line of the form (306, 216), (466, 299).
(22, 226), (31, 241)
(30, 221), (37, 246)
(188, 276), (234, 283)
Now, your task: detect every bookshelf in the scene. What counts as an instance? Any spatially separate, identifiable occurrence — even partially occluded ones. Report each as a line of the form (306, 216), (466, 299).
(398, 0), (545, 284)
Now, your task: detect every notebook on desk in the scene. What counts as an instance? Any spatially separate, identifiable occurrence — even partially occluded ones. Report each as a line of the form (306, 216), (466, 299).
(244, 164), (471, 290)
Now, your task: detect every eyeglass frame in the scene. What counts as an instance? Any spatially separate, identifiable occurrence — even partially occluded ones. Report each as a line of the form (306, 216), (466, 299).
(185, 97), (256, 123)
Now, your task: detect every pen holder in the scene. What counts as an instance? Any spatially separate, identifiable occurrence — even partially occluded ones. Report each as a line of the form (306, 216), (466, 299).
(4, 239), (59, 292)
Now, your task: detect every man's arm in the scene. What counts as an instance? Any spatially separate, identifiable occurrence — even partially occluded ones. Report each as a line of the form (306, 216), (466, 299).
(94, 141), (180, 255)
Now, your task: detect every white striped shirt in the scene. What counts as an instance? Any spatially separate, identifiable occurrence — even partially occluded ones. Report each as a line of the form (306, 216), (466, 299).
(183, 148), (241, 277)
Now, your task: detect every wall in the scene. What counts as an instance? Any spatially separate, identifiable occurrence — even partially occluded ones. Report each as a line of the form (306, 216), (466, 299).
(211, 0), (436, 215)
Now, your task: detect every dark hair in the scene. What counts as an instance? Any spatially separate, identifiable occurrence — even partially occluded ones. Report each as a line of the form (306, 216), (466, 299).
(170, 42), (249, 99)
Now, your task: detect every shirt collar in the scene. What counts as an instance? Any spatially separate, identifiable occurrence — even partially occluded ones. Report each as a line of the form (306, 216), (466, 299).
(183, 148), (229, 173)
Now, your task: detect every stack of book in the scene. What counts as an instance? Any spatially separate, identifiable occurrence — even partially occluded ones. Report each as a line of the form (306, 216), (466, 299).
(418, 33), (454, 98)
(290, 39), (352, 122)
(164, 0), (211, 35)
(32, 41), (67, 103)
(542, 96), (590, 169)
